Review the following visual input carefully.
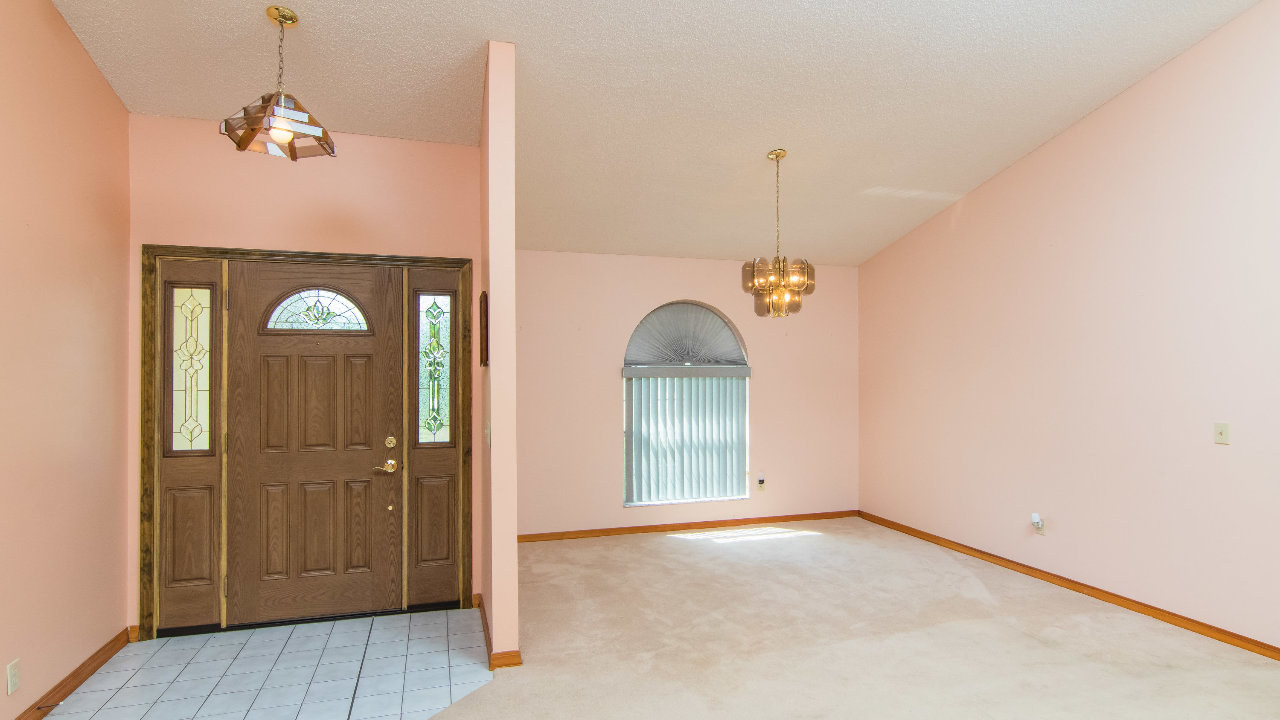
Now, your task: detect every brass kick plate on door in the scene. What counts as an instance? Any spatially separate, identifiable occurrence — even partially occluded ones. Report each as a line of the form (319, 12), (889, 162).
(385, 437), (397, 448)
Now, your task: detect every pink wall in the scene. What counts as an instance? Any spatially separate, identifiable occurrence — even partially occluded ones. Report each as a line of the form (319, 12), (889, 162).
(516, 250), (859, 535)
(125, 114), (485, 623)
(860, 0), (1280, 646)
(481, 41), (521, 655)
(0, 0), (131, 715)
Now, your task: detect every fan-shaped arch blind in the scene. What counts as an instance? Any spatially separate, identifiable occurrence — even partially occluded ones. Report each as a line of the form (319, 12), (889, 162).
(623, 302), (749, 378)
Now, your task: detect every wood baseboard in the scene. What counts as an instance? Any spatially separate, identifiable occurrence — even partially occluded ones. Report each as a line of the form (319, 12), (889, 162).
(476, 593), (491, 658)
(17, 628), (130, 720)
(489, 650), (523, 669)
(128, 625), (139, 643)
(517, 510), (860, 543)
(475, 593), (523, 671)
(858, 511), (1280, 662)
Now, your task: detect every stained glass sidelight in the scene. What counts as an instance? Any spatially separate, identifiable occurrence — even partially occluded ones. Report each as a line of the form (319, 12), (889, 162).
(418, 294), (451, 443)
(267, 288), (368, 331)
(172, 288), (212, 451)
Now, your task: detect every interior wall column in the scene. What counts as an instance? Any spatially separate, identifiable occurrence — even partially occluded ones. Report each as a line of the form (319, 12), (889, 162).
(482, 39), (519, 656)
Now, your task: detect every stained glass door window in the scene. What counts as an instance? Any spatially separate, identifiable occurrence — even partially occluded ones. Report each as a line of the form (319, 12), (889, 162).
(418, 294), (451, 443)
(267, 288), (368, 330)
(172, 288), (212, 451)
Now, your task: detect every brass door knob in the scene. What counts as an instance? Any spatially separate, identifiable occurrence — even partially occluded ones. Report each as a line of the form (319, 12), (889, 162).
(373, 459), (397, 473)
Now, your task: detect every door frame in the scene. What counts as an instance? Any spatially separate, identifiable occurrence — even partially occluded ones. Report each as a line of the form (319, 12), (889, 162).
(140, 245), (473, 640)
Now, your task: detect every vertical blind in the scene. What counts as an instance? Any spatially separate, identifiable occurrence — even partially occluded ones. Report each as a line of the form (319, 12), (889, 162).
(624, 375), (748, 505)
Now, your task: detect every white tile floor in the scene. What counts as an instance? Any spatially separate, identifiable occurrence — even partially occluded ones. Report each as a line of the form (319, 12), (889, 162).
(47, 609), (492, 720)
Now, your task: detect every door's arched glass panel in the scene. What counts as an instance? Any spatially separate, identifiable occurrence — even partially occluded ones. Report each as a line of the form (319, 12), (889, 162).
(266, 288), (368, 331)
(418, 294), (452, 444)
(173, 288), (212, 451)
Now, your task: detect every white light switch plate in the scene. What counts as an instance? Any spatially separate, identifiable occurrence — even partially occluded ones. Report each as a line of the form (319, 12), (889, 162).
(6, 659), (18, 696)
(1214, 423), (1230, 445)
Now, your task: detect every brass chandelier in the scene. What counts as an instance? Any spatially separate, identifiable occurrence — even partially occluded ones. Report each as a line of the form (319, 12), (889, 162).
(220, 6), (336, 161)
(742, 149), (815, 317)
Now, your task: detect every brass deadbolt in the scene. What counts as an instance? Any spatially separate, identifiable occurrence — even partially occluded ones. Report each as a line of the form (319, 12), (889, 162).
(385, 437), (397, 448)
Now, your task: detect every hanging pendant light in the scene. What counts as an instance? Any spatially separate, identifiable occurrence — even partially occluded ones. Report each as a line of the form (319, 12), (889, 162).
(220, 6), (336, 161)
(742, 149), (815, 317)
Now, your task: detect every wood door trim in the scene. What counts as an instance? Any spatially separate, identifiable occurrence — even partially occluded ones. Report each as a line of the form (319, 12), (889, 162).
(456, 267), (474, 608)
(401, 267), (410, 610)
(219, 261), (230, 628)
(143, 245), (471, 269)
(141, 245), (474, 640)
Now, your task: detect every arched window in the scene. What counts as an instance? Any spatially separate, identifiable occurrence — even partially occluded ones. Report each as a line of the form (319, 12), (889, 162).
(623, 302), (750, 506)
(265, 288), (369, 331)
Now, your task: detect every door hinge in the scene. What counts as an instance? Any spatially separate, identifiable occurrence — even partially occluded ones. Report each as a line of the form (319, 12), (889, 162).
(223, 577), (228, 597)
(223, 290), (228, 310)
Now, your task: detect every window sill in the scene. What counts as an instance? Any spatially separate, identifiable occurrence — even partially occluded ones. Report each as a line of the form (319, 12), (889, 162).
(623, 494), (750, 508)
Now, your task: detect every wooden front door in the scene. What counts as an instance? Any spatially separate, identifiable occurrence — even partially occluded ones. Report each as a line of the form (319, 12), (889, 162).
(226, 261), (403, 624)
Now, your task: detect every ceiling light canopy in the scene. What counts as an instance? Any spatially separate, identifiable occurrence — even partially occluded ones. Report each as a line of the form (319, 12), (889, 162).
(219, 6), (335, 161)
(742, 149), (815, 317)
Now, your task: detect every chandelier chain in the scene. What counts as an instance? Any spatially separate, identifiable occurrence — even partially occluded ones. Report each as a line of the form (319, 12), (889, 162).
(276, 19), (285, 95)
(775, 153), (781, 257)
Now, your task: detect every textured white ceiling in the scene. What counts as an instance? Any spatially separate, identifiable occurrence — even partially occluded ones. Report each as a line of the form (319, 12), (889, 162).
(54, 0), (1257, 265)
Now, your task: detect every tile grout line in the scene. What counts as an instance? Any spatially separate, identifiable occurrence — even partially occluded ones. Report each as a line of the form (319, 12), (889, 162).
(190, 628), (258, 720)
(342, 622), (369, 720)
(82, 636), (167, 717)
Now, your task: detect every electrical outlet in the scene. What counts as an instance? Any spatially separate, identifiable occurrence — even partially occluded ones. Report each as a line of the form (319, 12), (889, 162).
(756, 475), (765, 491)
(6, 659), (19, 696)
(1031, 513), (1045, 535)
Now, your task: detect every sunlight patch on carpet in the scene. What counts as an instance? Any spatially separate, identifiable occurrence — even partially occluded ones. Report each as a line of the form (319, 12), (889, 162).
(669, 526), (822, 543)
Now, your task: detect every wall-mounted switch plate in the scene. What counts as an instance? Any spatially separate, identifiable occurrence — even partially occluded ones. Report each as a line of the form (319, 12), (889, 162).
(1214, 423), (1230, 445)
(756, 475), (765, 491)
(6, 659), (19, 696)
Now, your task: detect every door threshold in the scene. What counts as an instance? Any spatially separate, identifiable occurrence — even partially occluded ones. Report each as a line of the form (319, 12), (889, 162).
(158, 601), (465, 638)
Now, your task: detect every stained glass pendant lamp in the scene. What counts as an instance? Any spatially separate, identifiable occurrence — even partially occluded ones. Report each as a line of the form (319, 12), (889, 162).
(219, 6), (336, 161)
(742, 149), (815, 317)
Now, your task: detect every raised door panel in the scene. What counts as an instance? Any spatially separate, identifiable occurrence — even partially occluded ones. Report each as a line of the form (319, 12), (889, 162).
(301, 356), (338, 451)
(166, 487), (214, 586)
(301, 482), (336, 576)
(261, 484), (289, 580)
(345, 480), (372, 573)
(261, 356), (290, 452)
(345, 356), (372, 450)
(415, 476), (453, 566)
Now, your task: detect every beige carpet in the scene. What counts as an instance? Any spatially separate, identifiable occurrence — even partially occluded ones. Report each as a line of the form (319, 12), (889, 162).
(438, 518), (1280, 719)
